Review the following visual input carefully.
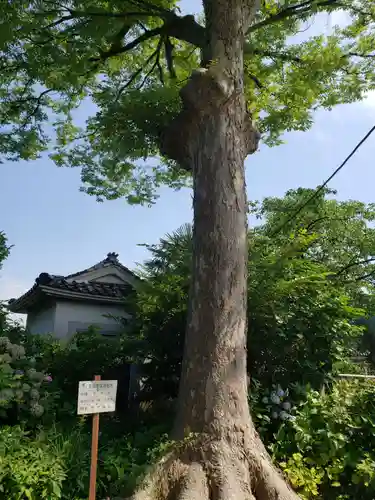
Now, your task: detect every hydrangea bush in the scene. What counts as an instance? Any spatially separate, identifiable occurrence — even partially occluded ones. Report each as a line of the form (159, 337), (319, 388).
(250, 382), (296, 443)
(261, 385), (295, 422)
(272, 380), (375, 499)
(0, 336), (53, 423)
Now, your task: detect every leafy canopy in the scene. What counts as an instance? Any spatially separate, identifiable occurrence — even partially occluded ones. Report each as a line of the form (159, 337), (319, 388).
(126, 189), (373, 400)
(251, 187), (375, 294)
(1, 1), (375, 203)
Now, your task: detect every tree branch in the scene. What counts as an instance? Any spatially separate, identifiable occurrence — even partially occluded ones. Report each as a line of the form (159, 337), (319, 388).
(304, 216), (350, 232)
(346, 5), (374, 18)
(355, 270), (375, 282)
(249, 49), (302, 63)
(165, 37), (176, 79)
(56, 2), (370, 69)
(166, 14), (205, 51)
(25, 0), (366, 81)
(246, 0), (340, 35)
(248, 74), (263, 88)
(88, 13), (205, 66)
(156, 49), (164, 84)
(34, 3), (206, 56)
(138, 57), (160, 89)
(305, 216), (330, 232)
(245, 48), (374, 72)
(115, 38), (164, 99)
(8, 88), (55, 133)
(24, 88), (54, 122)
(90, 26), (163, 62)
(10, 88), (54, 110)
(27, 0), (360, 72)
(40, 15), (75, 29)
(346, 52), (375, 59)
(36, 9), (163, 21)
(336, 257), (375, 277)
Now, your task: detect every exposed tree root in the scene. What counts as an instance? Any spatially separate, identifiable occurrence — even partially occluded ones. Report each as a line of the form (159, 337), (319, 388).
(178, 463), (208, 500)
(128, 433), (300, 500)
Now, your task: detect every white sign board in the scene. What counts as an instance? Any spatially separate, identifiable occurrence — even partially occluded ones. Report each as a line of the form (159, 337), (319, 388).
(77, 380), (118, 415)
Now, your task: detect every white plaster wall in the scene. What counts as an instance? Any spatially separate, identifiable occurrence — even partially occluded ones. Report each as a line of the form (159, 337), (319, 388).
(53, 300), (129, 339)
(26, 305), (56, 335)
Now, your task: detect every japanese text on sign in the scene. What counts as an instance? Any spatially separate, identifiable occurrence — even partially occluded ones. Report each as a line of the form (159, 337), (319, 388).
(77, 380), (118, 415)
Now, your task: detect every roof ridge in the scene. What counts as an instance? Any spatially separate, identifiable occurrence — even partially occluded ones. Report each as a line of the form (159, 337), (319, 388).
(64, 252), (139, 280)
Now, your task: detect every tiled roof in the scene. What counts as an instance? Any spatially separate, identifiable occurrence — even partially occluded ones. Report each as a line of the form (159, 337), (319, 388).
(36, 273), (132, 298)
(8, 252), (136, 313)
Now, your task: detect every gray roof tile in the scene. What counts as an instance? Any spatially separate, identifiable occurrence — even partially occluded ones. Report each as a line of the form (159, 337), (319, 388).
(8, 252), (136, 313)
(36, 273), (132, 298)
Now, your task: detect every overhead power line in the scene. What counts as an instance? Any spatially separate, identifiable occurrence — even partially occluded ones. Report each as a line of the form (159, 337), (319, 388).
(271, 124), (375, 237)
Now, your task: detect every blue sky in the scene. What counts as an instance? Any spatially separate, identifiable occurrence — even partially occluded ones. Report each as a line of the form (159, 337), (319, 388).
(0, 1), (375, 306)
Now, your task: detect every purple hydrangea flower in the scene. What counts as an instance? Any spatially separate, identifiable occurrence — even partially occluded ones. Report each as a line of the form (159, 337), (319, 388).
(276, 386), (285, 398)
(44, 375), (53, 383)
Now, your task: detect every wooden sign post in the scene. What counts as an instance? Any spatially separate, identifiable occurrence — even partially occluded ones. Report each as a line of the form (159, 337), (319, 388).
(77, 376), (118, 500)
(89, 375), (100, 500)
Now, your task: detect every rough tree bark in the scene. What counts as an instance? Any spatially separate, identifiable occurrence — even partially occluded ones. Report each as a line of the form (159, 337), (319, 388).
(131, 1), (300, 499)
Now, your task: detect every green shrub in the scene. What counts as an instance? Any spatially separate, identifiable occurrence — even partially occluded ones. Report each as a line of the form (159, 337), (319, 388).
(17, 328), (132, 422)
(273, 379), (375, 499)
(0, 336), (54, 425)
(0, 426), (66, 499)
(0, 419), (168, 500)
(127, 225), (365, 404)
(95, 423), (169, 498)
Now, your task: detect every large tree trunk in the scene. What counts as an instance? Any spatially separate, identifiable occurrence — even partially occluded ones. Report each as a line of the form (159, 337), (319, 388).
(172, 0), (252, 441)
(131, 1), (300, 499)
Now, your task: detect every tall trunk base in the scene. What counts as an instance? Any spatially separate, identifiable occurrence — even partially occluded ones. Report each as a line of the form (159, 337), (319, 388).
(149, 3), (295, 499)
(128, 430), (299, 500)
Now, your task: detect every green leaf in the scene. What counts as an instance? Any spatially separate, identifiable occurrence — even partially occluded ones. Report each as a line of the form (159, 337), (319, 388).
(0, 1), (374, 201)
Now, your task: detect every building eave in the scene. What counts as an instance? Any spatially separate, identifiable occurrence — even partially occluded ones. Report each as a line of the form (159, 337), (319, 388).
(7, 285), (42, 314)
(8, 285), (126, 314)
